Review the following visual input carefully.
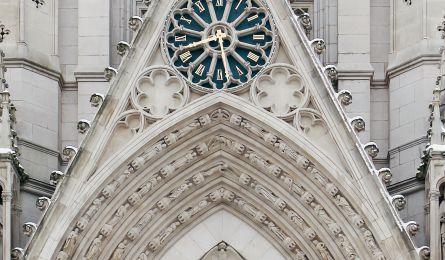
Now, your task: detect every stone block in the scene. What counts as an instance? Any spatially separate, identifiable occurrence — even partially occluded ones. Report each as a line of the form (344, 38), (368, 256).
(338, 35), (371, 53)
(79, 17), (109, 37)
(390, 122), (415, 148)
(78, 36), (109, 56)
(390, 84), (414, 110)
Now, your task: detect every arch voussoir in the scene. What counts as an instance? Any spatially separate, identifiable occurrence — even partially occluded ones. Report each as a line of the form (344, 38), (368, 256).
(54, 98), (389, 260)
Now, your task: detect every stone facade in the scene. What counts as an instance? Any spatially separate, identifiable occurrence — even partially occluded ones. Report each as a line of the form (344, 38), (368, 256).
(0, 0), (443, 259)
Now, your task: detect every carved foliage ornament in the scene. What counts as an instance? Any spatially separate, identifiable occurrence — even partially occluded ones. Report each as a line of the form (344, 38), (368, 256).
(251, 64), (309, 120)
(56, 109), (385, 259)
(130, 66), (189, 120)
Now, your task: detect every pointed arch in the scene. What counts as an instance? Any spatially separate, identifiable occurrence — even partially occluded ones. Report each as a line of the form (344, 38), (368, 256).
(28, 93), (415, 260)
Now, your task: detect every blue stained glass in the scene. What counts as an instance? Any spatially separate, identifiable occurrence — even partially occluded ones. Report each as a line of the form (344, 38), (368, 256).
(214, 0), (227, 21)
(228, 0), (247, 23)
(173, 13), (204, 32)
(236, 12), (266, 31)
(192, 56), (213, 83)
(164, 0), (277, 90)
(192, 0), (212, 24)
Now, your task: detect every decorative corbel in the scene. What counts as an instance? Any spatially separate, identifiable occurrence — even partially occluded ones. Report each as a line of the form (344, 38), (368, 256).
(297, 13), (312, 37)
(323, 65), (338, 83)
(77, 119), (91, 134)
(391, 195), (407, 211)
(104, 67), (118, 82)
(363, 142), (379, 159)
(143, 0), (152, 6)
(90, 93), (105, 107)
(11, 248), (25, 260)
(50, 170), (65, 185)
(129, 16), (144, 32)
(62, 145), (78, 161)
(117, 41), (131, 56)
(378, 168), (392, 186)
(336, 90), (352, 106)
(349, 116), (366, 133)
(403, 221), (420, 236)
(309, 39), (326, 55)
(36, 196), (51, 211)
(417, 246), (430, 259)
(23, 222), (37, 237)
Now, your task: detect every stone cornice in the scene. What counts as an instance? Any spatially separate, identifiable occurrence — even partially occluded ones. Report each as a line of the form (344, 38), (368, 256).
(387, 177), (425, 195)
(74, 71), (108, 82)
(388, 136), (428, 156)
(18, 139), (59, 157)
(21, 177), (55, 197)
(3, 58), (64, 89)
(387, 54), (441, 79)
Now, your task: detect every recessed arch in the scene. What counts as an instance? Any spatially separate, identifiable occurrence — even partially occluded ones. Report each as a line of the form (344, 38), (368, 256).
(30, 93), (416, 260)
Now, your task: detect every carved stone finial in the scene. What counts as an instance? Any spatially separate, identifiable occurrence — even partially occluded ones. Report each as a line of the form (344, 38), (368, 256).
(309, 39), (326, 55)
(391, 195), (407, 211)
(36, 196), (51, 211)
(104, 67), (118, 81)
(90, 93), (104, 107)
(11, 248), (25, 260)
(23, 222), (37, 237)
(62, 145), (78, 161)
(323, 65), (338, 83)
(117, 41), (131, 56)
(403, 0), (412, 5)
(129, 16), (144, 31)
(32, 0), (45, 8)
(77, 119), (91, 134)
(438, 13), (445, 37)
(297, 13), (312, 36)
(378, 168), (392, 186)
(336, 90), (352, 106)
(0, 24), (11, 43)
(417, 246), (430, 259)
(404, 221), (420, 236)
(50, 170), (65, 185)
(349, 116), (366, 132)
(363, 142), (379, 159)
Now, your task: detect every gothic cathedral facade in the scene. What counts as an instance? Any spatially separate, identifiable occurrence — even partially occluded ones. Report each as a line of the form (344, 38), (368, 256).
(0, 0), (444, 259)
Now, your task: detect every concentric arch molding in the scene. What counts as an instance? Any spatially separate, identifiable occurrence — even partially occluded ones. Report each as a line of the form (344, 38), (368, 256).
(55, 112), (385, 260)
(27, 93), (415, 260)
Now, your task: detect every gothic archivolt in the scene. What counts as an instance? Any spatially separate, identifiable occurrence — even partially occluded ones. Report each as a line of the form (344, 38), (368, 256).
(54, 102), (388, 260)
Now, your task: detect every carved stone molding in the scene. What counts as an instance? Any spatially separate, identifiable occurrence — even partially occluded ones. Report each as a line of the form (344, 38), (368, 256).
(62, 146), (78, 162)
(90, 93), (105, 107)
(378, 168), (392, 186)
(50, 171), (65, 186)
(336, 90), (352, 106)
(54, 108), (385, 260)
(251, 64), (310, 120)
(391, 195), (407, 211)
(36, 197), (51, 211)
(77, 120), (91, 134)
(116, 41), (131, 56)
(104, 67), (118, 82)
(309, 39), (326, 55)
(129, 16), (144, 32)
(23, 222), (37, 237)
(297, 13), (312, 37)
